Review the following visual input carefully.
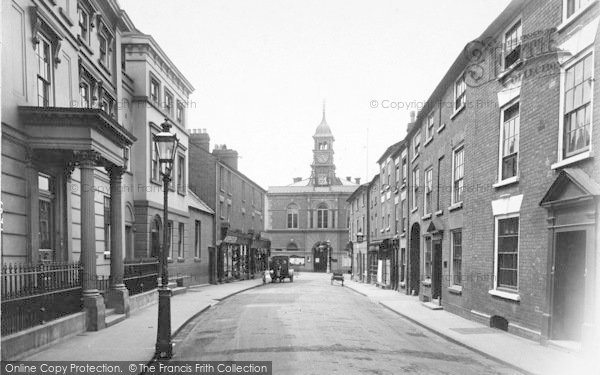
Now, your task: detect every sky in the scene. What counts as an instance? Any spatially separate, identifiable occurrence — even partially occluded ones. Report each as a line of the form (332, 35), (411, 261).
(120, 0), (512, 188)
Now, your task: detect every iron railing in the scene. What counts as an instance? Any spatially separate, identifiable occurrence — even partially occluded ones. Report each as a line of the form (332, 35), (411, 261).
(1, 262), (83, 335)
(124, 259), (159, 295)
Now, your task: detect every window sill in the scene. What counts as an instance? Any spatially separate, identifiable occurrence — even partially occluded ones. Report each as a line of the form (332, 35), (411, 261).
(59, 7), (74, 26)
(493, 176), (519, 188)
(177, 189), (186, 196)
(424, 137), (433, 147)
(435, 209), (444, 216)
(177, 257), (185, 263)
(448, 202), (463, 212)
(150, 178), (162, 186)
(411, 153), (419, 163)
(421, 213), (432, 221)
(399, 282), (406, 289)
(437, 123), (446, 133)
(551, 151), (592, 170)
(78, 36), (93, 54)
(194, 257), (201, 263)
(167, 257), (174, 263)
(451, 105), (465, 120)
(103, 252), (111, 260)
(448, 285), (463, 295)
(422, 279), (432, 287)
(488, 289), (520, 302)
(411, 207), (418, 214)
(497, 60), (523, 81)
(556, 1), (598, 33)
(98, 60), (112, 76)
(400, 183), (406, 191)
(400, 232), (406, 238)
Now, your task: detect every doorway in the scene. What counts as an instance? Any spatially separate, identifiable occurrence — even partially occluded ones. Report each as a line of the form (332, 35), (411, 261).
(432, 240), (442, 302)
(313, 244), (327, 273)
(409, 223), (421, 295)
(552, 230), (586, 341)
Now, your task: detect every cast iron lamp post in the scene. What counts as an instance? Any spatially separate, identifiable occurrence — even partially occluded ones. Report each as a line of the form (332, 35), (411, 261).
(154, 119), (179, 359)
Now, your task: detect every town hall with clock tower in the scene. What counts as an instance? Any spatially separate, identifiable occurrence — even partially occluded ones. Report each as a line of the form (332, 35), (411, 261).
(265, 104), (360, 272)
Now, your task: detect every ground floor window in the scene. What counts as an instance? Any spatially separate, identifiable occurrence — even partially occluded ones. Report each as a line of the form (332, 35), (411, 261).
(194, 220), (201, 258)
(495, 216), (519, 290)
(451, 230), (462, 286)
(400, 248), (406, 283)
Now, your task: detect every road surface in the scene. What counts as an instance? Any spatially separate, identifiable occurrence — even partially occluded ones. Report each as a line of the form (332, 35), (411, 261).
(171, 273), (521, 375)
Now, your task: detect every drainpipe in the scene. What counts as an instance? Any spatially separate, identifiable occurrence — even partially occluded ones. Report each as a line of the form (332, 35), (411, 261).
(366, 186), (371, 284)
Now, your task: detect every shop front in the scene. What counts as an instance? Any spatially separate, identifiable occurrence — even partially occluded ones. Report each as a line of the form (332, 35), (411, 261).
(218, 232), (252, 282)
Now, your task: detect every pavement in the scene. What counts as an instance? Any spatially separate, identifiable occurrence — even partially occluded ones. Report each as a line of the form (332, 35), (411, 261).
(22, 278), (264, 364)
(343, 278), (598, 375)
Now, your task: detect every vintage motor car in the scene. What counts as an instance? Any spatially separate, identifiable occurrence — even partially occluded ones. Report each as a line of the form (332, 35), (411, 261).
(266, 255), (294, 283)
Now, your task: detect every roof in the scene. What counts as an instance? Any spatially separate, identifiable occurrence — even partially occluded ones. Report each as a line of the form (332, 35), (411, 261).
(347, 183), (369, 202)
(313, 107), (334, 139)
(377, 140), (405, 164)
(187, 190), (215, 215)
(407, 0), (527, 138)
(268, 185), (359, 195)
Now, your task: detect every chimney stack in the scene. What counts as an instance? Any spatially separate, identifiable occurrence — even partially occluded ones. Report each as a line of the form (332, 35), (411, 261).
(293, 177), (302, 183)
(212, 144), (239, 170)
(346, 176), (352, 182)
(189, 128), (210, 151)
(355, 177), (361, 184)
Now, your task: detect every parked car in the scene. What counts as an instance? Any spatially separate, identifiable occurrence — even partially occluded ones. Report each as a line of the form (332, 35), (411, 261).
(268, 255), (294, 283)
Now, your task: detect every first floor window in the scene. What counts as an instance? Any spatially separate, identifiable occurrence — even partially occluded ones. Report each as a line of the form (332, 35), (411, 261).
(287, 204), (299, 229)
(503, 19), (522, 69)
(501, 102), (520, 180)
(566, 0), (592, 18)
(424, 238), (432, 279)
(151, 133), (159, 182)
(317, 204), (328, 228)
(177, 155), (186, 194)
(496, 216), (519, 290)
(563, 53), (593, 158)
(452, 146), (464, 204)
(35, 35), (52, 107)
(451, 230), (462, 286)
(424, 168), (433, 214)
(412, 168), (420, 210)
(150, 77), (160, 104)
(80, 82), (90, 108)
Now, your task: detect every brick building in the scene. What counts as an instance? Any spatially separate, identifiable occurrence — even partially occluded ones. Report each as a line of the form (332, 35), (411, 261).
(347, 184), (368, 281)
(188, 129), (268, 283)
(266, 108), (358, 272)
(400, 0), (599, 352)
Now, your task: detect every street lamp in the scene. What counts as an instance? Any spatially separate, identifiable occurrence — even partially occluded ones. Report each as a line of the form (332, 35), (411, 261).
(154, 119), (179, 359)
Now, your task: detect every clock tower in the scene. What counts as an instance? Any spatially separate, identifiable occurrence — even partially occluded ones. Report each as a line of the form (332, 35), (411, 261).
(312, 103), (338, 186)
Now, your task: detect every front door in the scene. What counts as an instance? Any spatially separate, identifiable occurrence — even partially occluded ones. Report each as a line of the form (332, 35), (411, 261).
(313, 247), (327, 272)
(552, 230), (586, 341)
(432, 241), (443, 302)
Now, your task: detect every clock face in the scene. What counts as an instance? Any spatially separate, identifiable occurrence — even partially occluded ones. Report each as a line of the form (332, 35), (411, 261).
(316, 153), (329, 163)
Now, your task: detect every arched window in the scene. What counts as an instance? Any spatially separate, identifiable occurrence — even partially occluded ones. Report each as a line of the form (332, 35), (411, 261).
(317, 203), (328, 229)
(287, 203), (299, 229)
(286, 242), (298, 251)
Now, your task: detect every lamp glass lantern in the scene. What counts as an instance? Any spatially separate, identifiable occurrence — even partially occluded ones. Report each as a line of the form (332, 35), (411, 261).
(154, 120), (179, 176)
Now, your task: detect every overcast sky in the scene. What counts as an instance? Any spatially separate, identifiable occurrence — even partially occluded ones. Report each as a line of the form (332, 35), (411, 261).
(121, 0), (511, 188)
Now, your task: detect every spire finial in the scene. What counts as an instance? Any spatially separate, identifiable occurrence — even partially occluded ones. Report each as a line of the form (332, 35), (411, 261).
(322, 99), (326, 120)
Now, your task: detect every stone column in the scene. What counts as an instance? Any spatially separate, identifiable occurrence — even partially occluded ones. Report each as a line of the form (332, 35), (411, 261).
(106, 165), (129, 315)
(78, 151), (105, 331)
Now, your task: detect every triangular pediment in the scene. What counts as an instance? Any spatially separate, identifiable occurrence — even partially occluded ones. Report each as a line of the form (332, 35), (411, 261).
(540, 168), (600, 206)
